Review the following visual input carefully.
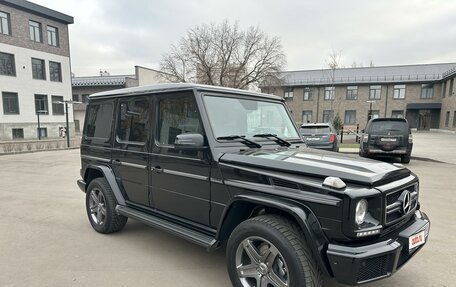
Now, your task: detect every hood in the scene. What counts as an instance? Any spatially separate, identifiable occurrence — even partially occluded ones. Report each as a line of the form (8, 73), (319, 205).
(218, 147), (410, 186)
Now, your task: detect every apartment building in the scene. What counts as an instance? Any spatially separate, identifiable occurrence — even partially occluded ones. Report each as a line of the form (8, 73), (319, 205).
(261, 63), (456, 131)
(0, 0), (73, 140)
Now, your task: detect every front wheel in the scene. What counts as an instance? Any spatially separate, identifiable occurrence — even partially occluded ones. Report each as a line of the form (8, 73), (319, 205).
(226, 215), (322, 287)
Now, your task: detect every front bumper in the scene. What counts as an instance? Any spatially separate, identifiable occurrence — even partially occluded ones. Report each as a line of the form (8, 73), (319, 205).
(327, 210), (430, 285)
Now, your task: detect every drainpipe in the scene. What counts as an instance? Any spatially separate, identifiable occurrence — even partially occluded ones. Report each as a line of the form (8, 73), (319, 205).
(384, 84), (389, 117)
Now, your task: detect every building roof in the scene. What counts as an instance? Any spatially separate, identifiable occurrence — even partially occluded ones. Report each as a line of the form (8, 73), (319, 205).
(72, 75), (135, 87)
(90, 83), (281, 101)
(271, 63), (456, 86)
(0, 0), (74, 24)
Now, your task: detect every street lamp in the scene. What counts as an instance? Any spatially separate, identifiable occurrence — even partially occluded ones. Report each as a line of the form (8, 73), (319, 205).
(36, 110), (48, 140)
(54, 100), (81, 148)
(366, 100), (376, 122)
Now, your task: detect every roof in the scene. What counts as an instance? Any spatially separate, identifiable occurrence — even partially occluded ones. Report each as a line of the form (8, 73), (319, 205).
(89, 83), (281, 101)
(0, 0), (74, 24)
(72, 75), (135, 87)
(270, 63), (456, 86)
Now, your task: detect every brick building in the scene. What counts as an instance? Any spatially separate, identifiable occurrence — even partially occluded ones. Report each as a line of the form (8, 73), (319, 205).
(261, 63), (456, 131)
(0, 0), (73, 140)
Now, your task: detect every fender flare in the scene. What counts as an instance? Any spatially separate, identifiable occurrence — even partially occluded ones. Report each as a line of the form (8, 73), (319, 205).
(217, 194), (331, 276)
(84, 164), (126, 206)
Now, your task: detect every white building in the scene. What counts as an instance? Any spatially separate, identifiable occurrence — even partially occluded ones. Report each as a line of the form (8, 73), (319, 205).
(0, 0), (73, 140)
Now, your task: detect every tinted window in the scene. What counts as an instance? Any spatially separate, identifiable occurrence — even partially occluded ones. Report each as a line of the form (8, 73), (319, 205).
(117, 98), (149, 143)
(300, 126), (331, 134)
(369, 120), (408, 135)
(86, 103), (113, 139)
(158, 93), (203, 145)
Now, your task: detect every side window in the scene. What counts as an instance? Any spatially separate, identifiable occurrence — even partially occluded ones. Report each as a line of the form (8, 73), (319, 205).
(85, 102), (113, 139)
(117, 98), (149, 144)
(157, 93), (204, 146)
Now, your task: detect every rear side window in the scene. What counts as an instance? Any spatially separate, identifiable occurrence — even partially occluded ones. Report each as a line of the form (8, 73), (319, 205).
(117, 98), (149, 143)
(85, 103), (113, 139)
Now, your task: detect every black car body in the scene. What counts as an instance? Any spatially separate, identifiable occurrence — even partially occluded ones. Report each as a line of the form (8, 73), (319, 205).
(360, 118), (413, 163)
(77, 83), (429, 286)
(300, 123), (339, 152)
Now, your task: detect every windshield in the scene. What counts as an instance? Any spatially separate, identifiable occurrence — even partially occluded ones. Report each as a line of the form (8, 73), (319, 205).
(203, 95), (299, 140)
(300, 126), (331, 134)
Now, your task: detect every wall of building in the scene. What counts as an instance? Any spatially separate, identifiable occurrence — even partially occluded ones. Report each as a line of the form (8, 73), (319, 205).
(440, 75), (456, 131)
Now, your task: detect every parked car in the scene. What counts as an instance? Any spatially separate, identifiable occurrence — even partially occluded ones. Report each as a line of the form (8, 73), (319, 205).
(300, 123), (339, 152)
(77, 83), (429, 286)
(359, 118), (413, 163)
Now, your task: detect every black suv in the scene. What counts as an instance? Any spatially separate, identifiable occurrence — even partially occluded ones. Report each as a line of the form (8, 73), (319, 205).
(359, 118), (413, 163)
(77, 84), (429, 286)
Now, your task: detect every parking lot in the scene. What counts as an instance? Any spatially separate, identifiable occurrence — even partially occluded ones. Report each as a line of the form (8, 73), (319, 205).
(0, 134), (455, 287)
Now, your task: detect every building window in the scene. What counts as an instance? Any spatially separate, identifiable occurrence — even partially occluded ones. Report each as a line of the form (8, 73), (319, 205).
(47, 26), (59, 46)
(82, 94), (89, 103)
(0, 52), (16, 76)
(442, 82), (447, 98)
(453, 111), (456, 128)
(52, 95), (64, 115)
(371, 110), (380, 119)
(32, 58), (46, 80)
(29, 20), (42, 42)
(393, 84), (406, 99)
(12, 128), (24, 139)
(346, 86), (358, 100)
(284, 87), (293, 99)
(420, 84), (434, 99)
(72, 94), (79, 102)
(324, 87), (335, 100)
(445, 111), (450, 127)
(2, 92), (19, 114)
(37, 127), (47, 138)
(49, 61), (62, 82)
(302, 110), (312, 123)
(34, 94), (48, 114)
(344, 110), (356, 124)
(0, 11), (11, 35)
(449, 79), (454, 97)
(391, 110), (404, 118)
(322, 110), (333, 123)
(303, 87), (313, 101)
(369, 85), (381, 100)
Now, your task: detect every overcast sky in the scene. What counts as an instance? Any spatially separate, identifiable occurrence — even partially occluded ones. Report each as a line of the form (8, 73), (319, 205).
(31, 0), (456, 77)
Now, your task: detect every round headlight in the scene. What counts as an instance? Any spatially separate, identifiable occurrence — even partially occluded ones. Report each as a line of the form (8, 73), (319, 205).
(355, 199), (368, 225)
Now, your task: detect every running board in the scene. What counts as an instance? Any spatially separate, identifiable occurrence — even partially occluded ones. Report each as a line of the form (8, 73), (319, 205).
(116, 205), (218, 250)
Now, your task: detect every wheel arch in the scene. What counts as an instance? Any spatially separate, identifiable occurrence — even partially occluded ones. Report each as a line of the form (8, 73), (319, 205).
(83, 164), (126, 206)
(216, 194), (332, 276)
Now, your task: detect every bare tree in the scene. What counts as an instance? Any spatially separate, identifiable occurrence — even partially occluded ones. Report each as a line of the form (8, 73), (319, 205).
(160, 20), (286, 89)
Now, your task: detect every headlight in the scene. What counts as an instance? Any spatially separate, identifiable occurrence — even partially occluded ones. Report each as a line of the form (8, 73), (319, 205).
(355, 199), (368, 225)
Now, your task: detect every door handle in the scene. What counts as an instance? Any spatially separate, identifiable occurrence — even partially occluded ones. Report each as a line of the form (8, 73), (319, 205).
(152, 166), (163, 173)
(112, 159), (121, 166)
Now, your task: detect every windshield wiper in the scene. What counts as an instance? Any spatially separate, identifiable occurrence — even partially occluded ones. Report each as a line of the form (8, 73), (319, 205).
(217, 135), (262, 148)
(253, 133), (291, 147)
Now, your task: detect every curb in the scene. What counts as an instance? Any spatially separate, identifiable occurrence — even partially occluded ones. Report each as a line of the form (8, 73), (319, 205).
(0, 146), (80, 156)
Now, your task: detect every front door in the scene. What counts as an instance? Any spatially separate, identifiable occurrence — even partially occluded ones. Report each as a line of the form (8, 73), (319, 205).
(150, 91), (211, 225)
(111, 97), (151, 206)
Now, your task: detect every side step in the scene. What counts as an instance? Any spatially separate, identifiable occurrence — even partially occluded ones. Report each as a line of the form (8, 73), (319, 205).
(116, 205), (218, 250)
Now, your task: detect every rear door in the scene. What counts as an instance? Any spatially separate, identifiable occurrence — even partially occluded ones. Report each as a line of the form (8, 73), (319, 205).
(111, 96), (151, 206)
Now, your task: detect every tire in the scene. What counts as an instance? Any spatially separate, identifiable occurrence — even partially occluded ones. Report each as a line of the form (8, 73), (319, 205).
(86, 177), (128, 234)
(401, 154), (411, 164)
(226, 215), (322, 287)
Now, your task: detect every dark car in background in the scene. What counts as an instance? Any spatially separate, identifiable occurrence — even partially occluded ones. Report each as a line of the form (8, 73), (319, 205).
(300, 123), (339, 152)
(359, 118), (413, 163)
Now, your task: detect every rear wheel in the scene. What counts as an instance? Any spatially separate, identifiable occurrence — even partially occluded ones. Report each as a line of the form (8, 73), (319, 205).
(226, 215), (322, 287)
(401, 153), (411, 164)
(86, 177), (127, 234)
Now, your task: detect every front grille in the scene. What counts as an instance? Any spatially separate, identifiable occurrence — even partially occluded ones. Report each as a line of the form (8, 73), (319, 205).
(357, 254), (392, 282)
(385, 184), (418, 225)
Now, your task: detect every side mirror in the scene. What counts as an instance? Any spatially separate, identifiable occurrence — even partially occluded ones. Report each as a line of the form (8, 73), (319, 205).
(174, 133), (207, 150)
